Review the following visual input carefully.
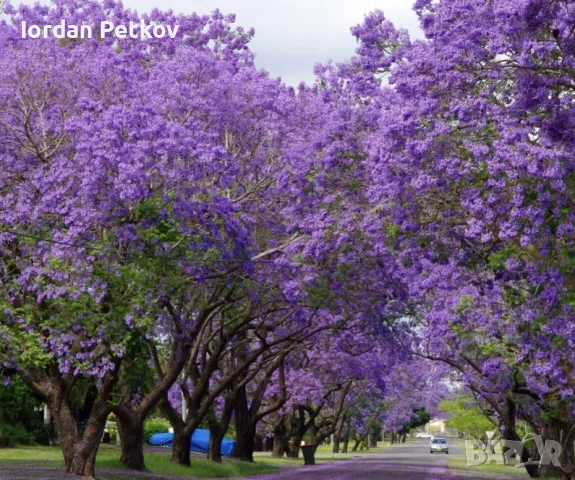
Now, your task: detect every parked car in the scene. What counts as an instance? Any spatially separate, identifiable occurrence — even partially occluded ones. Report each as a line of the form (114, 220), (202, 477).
(415, 432), (432, 439)
(429, 437), (449, 454)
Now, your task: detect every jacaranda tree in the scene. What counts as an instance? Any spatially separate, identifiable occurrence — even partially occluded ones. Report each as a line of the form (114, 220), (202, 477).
(0, 0), (420, 476)
(348, 1), (575, 477)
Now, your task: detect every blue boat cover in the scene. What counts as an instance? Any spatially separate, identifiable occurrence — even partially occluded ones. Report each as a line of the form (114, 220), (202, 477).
(148, 429), (236, 456)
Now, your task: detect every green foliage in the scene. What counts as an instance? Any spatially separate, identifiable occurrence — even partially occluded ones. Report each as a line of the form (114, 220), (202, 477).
(306, 167), (321, 182)
(306, 283), (332, 309)
(454, 295), (474, 314)
(0, 377), (41, 426)
(370, 419), (383, 437)
(487, 247), (516, 270)
(143, 417), (171, 441)
(440, 396), (495, 440)
(105, 421), (118, 444)
(401, 408), (430, 433)
(385, 224), (400, 240)
(0, 422), (34, 448)
(0, 377), (47, 444)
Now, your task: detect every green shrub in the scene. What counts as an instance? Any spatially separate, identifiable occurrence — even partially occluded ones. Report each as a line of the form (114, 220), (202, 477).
(143, 418), (171, 442)
(30, 426), (52, 446)
(105, 421), (118, 444)
(0, 377), (44, 441)
(0, 422), (34, 448)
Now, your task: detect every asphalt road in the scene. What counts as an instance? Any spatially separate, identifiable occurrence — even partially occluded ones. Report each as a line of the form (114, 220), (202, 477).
(248, 438), (520, 480)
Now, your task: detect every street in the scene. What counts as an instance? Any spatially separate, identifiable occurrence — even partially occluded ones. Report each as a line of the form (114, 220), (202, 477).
(249, 439), (523, 480)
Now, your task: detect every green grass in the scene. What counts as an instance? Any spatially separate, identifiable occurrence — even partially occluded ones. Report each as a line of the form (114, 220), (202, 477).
(448, 456), (529, 476)
(253, 443), (388, 466)
(0, 445), (279, 478)
(447, 438), (528, 478)
(314, 443), (388, 457)
(448, 457), (563, 480)
(0, 443), (389, 478)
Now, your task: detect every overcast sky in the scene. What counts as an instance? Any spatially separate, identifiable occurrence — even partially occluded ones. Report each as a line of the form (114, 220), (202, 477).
(17, 0), (422, 85)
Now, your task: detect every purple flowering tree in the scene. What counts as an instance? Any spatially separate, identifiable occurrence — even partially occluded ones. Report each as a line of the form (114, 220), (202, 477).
(4, 0), (574, 477)
(349, 1), (575, 477)
(0, 0), (266, 475)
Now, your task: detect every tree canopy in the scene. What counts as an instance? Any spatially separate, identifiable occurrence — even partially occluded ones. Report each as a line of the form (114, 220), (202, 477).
(1, 0), (574, 478)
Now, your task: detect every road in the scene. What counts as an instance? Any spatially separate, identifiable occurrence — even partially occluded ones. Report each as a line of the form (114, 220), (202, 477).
(248, 439), (521, 480)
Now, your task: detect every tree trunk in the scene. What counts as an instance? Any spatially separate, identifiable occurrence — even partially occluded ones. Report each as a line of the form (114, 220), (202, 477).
(560, 436), (575, 480)
(51, 400), (78, 470)
(116, 413), (146, 470)
(67, 413), (109, 477)
(352, 431), (368, 452)
(233, 427), (256, 462)
(207, 396), (235, 464)
(272, 418), (293, 458)
(207, 406), (223, 464)
(369, 431), (377, 447)
(309, 423), (318, 446)
(51, 392), (110, 478)
(207, 427), (224, 464)
(171, 429), (192, 466)
(230, 387), (255, 462)
(342, 418), (351, 454)
(290, 434), (303, 458)
(500, 398), (539, 478)
(333, 418), (345, 454)
(272, 421), (286, 458)
(538, 417), (575, 480)
(272, 435), (285, 458)
(288, 405), (310, 459)
(67, 441), (99, 478)
(342, 434), (350, 454)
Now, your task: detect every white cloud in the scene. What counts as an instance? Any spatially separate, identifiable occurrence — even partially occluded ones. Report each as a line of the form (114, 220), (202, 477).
(15, 0), (422, 85)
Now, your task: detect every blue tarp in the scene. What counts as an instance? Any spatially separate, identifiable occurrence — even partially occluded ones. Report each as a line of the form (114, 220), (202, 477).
(148, 429), (236, 456)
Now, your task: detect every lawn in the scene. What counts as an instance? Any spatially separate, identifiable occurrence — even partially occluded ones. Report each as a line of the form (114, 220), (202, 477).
(448, 456), (530, 476)
(0, 445), (279, 479)
(449, 457), (566, 480)
(446, 438), (531, 478)
(0, 442), (388, 478)
(253, 442), (388, 465)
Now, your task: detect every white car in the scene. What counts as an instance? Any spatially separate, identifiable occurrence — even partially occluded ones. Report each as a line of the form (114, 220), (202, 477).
(415, 432), (432, 439)
(429, 437), (449, 454)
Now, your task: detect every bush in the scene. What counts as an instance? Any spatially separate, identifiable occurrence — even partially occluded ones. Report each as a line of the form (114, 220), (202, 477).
(143, 418), (171, 442)
(105, 422), (118, 444)
(0, 377), (44, 442)
(30, 426), (52, 446)
(0, 422), (34, 448)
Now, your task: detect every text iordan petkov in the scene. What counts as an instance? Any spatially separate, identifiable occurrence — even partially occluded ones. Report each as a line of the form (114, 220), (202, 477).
(21, 20), (180, 40)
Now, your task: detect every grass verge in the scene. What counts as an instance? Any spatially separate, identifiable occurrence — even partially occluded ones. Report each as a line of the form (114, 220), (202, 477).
(253, 443), (388, 466)
(0, 445), (279, 478)
(448, 456), (530, 477)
